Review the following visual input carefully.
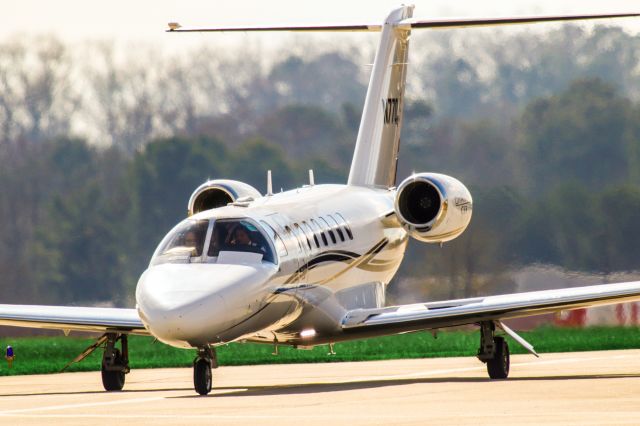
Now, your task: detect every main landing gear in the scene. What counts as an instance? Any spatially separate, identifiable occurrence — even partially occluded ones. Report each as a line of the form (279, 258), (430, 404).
(101, 333), (130, 391)
(477, 321), (509, 379)
(62, 332), (131, 391)
(193, 346), (218, 395)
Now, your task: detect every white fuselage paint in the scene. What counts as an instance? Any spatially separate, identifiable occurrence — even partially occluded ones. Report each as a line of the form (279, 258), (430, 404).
(136, 184), (408, 349)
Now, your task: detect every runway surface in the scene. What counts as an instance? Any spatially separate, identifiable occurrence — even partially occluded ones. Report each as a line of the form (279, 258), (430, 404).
(0, 349), (639, 425)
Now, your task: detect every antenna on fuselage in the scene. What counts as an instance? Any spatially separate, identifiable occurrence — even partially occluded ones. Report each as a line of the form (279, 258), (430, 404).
(267, 170), (273, 196)
(309, 169), (315, 186)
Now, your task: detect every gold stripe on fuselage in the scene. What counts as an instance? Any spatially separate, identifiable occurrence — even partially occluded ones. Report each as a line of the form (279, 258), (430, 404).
(315, 238), (389, 286)
(282, 238), (390, 286)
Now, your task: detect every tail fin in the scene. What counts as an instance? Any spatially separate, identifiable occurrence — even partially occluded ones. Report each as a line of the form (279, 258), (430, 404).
(347, 5), (413, 188)
(344, 8), (639, 188)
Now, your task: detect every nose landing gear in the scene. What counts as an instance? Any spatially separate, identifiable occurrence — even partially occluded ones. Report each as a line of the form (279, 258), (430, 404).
(193, 346), (218, 395)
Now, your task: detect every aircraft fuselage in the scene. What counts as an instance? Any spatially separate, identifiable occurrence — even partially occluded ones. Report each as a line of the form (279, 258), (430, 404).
(136, 184), (408, 349)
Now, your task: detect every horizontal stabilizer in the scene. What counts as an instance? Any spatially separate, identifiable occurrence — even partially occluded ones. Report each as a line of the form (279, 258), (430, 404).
(168, 13), (639, 33)
(398, 13), (640, 30)
(167, 23), (381, 33)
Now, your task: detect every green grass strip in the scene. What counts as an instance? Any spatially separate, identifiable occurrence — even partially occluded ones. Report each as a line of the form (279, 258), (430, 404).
(0, 326), (638, 376)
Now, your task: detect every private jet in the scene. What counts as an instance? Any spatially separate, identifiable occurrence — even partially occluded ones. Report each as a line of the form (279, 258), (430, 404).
(1, 6), (639, 395)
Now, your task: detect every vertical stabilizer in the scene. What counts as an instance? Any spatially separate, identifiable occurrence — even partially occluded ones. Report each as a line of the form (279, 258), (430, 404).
(347, 5), (413, 188)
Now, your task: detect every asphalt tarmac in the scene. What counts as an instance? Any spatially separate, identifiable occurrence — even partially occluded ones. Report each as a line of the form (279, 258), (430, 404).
(0, 349), (639, 425)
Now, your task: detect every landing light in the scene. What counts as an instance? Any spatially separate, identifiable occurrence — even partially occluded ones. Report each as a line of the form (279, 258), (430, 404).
(300, 329), (316, 338)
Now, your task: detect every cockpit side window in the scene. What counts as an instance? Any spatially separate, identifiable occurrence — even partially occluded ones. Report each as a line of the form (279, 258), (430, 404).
(151, 219), (210, 265)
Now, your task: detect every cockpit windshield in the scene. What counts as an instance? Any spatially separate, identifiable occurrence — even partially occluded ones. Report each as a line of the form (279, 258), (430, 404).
(151, 217), (276, 266)
(152, 219), (209, 265)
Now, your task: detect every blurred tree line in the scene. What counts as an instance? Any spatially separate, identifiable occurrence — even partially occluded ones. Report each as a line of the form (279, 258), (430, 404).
(1, 25), (640, 306)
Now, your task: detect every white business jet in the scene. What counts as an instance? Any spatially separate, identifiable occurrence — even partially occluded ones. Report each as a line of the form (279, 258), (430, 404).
(1, 6), (639, 395)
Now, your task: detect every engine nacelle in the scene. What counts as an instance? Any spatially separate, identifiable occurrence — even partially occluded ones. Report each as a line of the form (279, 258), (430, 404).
(394, 173), (472, 243)
(187, 179), (262, 216)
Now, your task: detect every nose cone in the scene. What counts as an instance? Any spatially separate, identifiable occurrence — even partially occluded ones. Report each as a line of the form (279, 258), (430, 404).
(136, 263), (275, 348)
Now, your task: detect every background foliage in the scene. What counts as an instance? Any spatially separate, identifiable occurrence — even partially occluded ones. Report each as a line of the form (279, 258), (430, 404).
(2, 25), (640, 308)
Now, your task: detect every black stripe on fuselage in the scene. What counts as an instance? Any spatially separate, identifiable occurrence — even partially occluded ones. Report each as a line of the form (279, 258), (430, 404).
(283, 239), (388, 285)
(284, 251), (359, 284)
(304, 252), (359, 270)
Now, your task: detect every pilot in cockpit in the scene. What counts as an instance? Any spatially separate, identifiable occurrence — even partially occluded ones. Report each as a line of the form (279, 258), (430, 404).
(153, 218), (276, 265)
(229, 225), (265, 254)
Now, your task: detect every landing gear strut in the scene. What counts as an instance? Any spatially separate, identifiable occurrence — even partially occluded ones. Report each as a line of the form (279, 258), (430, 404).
(477, 321), (509, 379)
(101, 333), (130, 391)
(193, 346), (218, 396)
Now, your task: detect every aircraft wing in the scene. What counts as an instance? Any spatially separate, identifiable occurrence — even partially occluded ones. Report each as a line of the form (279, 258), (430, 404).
(0, 304), (149, 335)
(341, 281), (640, 334)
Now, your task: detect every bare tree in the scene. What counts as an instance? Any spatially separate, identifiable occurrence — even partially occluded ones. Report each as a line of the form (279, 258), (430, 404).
(84, 43), (161, 153)
(0, 37), (78, 146)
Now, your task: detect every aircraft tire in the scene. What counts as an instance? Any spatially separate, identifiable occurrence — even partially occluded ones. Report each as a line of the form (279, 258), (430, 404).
(487, 336), (509, 379)
(194, 358), (212, 395)
(101, 365), (125, 391)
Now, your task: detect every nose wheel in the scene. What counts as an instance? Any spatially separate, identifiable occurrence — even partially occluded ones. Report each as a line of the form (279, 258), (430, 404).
(193, 346), (217, 395)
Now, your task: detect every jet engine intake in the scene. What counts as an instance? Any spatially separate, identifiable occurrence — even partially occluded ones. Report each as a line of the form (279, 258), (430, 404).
(394, 173), (472, 243)
(188, 180), (262, 216)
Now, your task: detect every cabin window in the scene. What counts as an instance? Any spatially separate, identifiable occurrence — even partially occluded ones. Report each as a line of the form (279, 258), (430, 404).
(336, 213), (354, 240)
(300, 221), (319, 249)
(293, 223), (312, 250)
(327, 215), (345, 242)
(310, 218), (328, 246)
(260, 220), (288, 256)
(319, 217), (337, 244)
